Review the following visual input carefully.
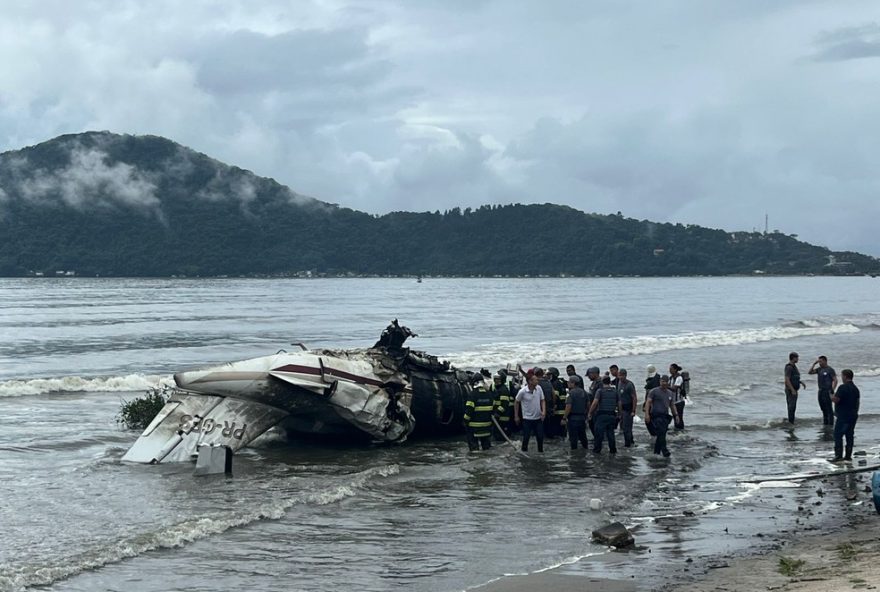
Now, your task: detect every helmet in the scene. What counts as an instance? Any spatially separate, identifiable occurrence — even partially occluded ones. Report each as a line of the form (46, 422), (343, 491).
(480, 368), (491, 378)
(547, 367), (559, 378)
(493, 373), (504, 383)
(470, 372), (486, 385)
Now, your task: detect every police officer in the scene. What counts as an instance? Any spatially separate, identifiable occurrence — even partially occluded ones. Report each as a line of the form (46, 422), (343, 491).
(492, 371), (512, 441)
(616, 368), (638, 447)
(585, 366), (601, 435)
(464, 373), (497, 451)
(561, 375), (589, 450)
(645, 375), (680, 457)
(588, 376), (620, 454)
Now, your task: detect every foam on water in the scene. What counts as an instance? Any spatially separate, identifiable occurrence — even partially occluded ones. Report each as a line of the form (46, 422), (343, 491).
(446, 322), (861, 367)
(0, 374), (173, 398)
(0, 464), (399, 592)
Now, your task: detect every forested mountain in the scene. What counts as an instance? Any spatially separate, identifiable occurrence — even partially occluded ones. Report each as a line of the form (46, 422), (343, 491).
(1, 132), (877, 277)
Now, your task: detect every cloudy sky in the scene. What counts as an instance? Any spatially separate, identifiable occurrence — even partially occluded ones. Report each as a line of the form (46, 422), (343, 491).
(2, 1), (880, 254)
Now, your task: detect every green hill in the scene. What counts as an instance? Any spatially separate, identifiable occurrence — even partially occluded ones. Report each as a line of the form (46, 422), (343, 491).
(0, 132), (877, 277)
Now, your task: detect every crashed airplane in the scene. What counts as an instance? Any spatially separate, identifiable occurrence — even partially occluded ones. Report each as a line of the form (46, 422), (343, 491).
(123, 321), (483, 464)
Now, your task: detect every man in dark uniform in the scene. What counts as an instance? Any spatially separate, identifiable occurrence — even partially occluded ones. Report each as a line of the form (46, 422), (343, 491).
(588, 376), (620, 454)
(585, 366), (601, 436)
(784, 352), (806, 424)
(643, 364), (661, 436)
(561, 375), (589, 450)
(492, 372), (512, 441)
(464, 373), (497, 451)
(566, 364), (582, 386)
(609, 364), (619, 386)
(645, 375), (680, 457)
(616, 368), (638, 447)
(809, 355), (838, 426)
(832, 369), (860, 462)
(548, 367), (567, 439)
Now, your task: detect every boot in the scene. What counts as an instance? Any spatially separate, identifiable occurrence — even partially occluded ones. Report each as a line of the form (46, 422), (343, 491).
(844, 444), (853, 461)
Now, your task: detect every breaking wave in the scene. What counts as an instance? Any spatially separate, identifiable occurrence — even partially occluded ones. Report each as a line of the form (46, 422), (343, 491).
(0, 464), (399, 592)
(446, 322), (861, 367)
(0, 373), (174, 398)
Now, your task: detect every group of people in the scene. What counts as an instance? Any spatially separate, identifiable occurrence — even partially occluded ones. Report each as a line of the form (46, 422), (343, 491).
(784, 352), (862, 462)
(463, 362), (689, 458)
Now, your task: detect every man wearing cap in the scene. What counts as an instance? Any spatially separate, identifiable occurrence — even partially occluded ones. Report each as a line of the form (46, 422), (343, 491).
(588, 376), (621, 454)
(561, 374), (589, 450)
(616, 369), (638, 447)
(515, 372), (546, 453)
(784, 352), (807, 424)
(645, 375), (680, 457)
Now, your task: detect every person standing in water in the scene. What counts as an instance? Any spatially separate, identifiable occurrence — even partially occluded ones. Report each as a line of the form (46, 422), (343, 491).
(515, 372), (546, 453)
(616, 368), (638, 447)
(808, 355), (837, 426)
(784, 352), (807, 424)
(588, 376), (620, 454)
(832, 369), (860, 462)
(645, 375), (679, 457)
(561, 375), (589, 450)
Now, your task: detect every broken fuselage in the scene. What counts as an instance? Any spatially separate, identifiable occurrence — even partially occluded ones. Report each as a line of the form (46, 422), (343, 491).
(122, 322), (476, 463)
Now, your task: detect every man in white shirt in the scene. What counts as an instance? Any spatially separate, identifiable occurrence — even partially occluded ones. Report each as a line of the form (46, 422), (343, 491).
(515, 372), (546, 453)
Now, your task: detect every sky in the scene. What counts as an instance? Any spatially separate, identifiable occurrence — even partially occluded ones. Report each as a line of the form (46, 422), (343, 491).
(2, 1), (880, 255)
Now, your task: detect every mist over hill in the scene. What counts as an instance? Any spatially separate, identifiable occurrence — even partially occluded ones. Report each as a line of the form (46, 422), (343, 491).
(0, 132), (877, 277)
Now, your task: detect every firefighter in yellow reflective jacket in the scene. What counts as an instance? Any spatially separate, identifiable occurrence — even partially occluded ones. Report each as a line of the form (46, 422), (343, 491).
(464, 373), (498, 451)
(492, 371), (512, 441)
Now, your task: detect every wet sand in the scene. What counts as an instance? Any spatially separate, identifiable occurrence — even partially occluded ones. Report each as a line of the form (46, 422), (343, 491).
(671, 517), (880, 592)
(476, 464), (880, 592)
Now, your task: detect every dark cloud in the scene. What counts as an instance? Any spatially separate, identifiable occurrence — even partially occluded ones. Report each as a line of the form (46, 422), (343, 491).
(188, 28), (391, 95)
(812, 23), (880, 61)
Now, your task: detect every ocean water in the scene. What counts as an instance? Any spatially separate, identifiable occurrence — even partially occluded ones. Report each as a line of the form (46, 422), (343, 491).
(0, 277), (878, 592)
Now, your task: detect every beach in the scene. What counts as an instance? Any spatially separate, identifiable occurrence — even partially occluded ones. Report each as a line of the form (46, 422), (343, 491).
(1, 276), (878, 592)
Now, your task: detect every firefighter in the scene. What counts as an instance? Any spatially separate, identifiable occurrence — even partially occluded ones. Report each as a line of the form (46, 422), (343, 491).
(464, 373), (497, 451)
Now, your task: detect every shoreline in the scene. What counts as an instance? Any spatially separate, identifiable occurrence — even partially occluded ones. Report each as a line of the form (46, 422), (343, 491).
(471, 459), (880, 592)
(669, 501), (880, 592)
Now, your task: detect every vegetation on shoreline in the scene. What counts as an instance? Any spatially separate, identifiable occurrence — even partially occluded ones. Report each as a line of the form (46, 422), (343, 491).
(117, 387), (169, 430)
(2, 132), (879, 278)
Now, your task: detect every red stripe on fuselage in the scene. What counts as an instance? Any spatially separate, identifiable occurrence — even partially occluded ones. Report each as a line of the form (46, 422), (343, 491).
(272, 363), (388, 389)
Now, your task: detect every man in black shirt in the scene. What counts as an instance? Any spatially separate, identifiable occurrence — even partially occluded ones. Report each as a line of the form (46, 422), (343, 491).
(832, 369), (860, 462)
(784, 352), (806, 424)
